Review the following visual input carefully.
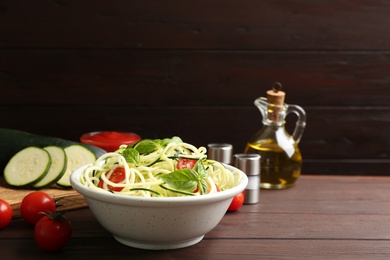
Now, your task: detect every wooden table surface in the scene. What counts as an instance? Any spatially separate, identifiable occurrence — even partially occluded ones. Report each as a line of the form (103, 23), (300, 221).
(1, 175), (390, 259)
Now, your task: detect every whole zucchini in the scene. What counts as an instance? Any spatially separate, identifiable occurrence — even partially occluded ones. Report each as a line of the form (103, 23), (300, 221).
(0, 128), (106, 173)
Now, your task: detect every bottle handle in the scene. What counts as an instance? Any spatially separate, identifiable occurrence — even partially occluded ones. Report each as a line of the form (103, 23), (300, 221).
(287, 104), (306, 143)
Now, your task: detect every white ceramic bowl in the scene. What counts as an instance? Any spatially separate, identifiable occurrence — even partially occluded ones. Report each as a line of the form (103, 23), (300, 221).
(70, 164), (248, 250)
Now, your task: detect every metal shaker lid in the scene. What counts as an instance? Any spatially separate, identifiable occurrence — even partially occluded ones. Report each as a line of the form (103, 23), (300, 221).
(233, 153), (260, 176)
(207, 143), (233, 164)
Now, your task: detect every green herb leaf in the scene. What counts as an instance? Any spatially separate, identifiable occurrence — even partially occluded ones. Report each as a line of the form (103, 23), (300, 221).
(159, 160), (210, 194)
(121, 147), (140, 164)
(198, 179), (208, 195)
(159, 136), (183, 147)
(193, 161), (209, 194)
(160, 169), (198, 192)
(193, 160), (208, 179)
(134, 139), (162, 155)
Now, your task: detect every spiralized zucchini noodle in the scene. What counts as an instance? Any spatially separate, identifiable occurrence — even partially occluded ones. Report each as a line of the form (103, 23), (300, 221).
(79, 137), (241, 197)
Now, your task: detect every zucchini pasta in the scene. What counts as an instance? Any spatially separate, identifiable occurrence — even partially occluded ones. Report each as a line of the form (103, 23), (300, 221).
(79, 137), (241, 197)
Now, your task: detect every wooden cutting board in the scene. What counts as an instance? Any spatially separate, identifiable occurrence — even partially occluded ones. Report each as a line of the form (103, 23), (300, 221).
(0, 177), (88, 218)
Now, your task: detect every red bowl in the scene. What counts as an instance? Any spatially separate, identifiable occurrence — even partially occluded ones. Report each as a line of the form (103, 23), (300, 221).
(80, 131), (141, 152)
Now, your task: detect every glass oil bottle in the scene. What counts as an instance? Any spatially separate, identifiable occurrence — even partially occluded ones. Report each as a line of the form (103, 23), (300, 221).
(244, 82), (306, 189)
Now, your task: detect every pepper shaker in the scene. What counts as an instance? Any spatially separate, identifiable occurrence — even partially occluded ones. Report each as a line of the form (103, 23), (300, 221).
(233, 153), (260, 204)
(207, 143), (233, 164)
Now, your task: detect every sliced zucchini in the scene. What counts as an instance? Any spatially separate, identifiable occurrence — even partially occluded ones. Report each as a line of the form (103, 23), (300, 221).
(32, 146), (67, 189)
(0, 128), (107, 172)
(56, 144), (96, 187)
(4, 146), (51, 187)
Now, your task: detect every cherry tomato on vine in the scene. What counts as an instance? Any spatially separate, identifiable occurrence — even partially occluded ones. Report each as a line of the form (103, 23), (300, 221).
(0, 199), (12, 229)
(98, 167), (126, 192)
(177, 158), (197, 170)
(20, 191), (56, 224)
(228, 192), (244, 211)
(34, 211), (72, 251)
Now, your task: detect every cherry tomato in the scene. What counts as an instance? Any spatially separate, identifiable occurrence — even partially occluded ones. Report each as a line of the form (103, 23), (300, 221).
(228, 192), (244, 211)
(34, 211), (72, 251)
(20, 191), (56, 224)
(0, 199), (12, 229)
(98, 167), (126, 192)
(177, 158), (197, 169)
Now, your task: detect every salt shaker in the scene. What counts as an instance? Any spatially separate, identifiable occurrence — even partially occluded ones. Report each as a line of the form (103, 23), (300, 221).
(207, 143), (233, 164)
(233, 153), (260, 204)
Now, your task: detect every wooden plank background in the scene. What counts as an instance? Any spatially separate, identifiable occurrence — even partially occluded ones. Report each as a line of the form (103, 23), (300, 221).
(1, 1), (390, 175)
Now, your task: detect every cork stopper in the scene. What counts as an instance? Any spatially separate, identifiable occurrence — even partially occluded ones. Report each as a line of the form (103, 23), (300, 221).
(266, 82), (285, 105)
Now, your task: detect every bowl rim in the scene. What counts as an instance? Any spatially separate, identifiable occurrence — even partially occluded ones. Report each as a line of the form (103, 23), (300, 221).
(70, 164), (248, 206)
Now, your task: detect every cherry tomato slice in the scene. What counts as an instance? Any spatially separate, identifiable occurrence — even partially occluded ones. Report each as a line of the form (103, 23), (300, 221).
(228, 192), (244, 211)
(98, 167), (126, 192)
(0, 199), (12, 229)
(177, 158), (198, 170)
(20, 191), (56, 224)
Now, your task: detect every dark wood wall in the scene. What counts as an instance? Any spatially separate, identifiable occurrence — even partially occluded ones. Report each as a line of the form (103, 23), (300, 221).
(1, 1), (390, 175)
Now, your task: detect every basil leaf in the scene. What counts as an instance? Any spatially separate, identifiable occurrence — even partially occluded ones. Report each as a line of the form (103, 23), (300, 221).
(134, 139), (161, 155)
(161, 136), (183, 147)
(160, 161), (210, 194)
(193, 161), (209, 194)
(121, 147), (140, 164)
(193, 160), (208, 179)
(160, 169), (198, 192)
(198, 179), (208, 195)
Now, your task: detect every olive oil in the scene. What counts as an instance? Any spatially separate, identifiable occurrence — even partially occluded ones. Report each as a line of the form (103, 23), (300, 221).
(245, 82), (306, 189)
(245, 139), (302, 189)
